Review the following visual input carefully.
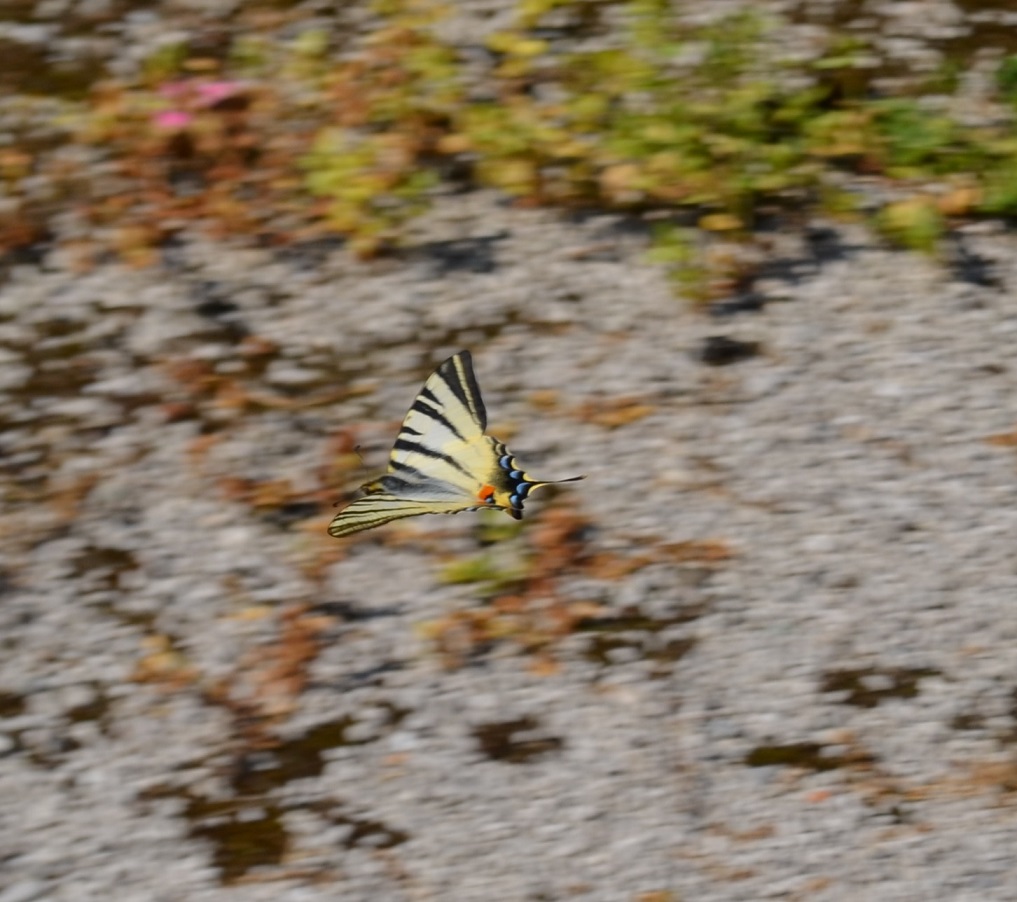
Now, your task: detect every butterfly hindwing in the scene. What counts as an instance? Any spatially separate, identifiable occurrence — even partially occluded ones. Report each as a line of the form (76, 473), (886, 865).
(325, 493), (479, 538)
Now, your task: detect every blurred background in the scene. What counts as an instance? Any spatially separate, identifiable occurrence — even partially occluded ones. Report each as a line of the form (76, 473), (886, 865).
(4, 0), (1017, 899)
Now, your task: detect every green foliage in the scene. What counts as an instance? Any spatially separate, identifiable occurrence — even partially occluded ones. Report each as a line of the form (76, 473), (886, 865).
(813, 34), (870, 73)
(302, 128), (437, 256)
(63, 0), (1017, 269)
(645, 224), (712, 302)
(439, 553), (525, 590)
(876, 198), (943, 254)
(229, 36), (270, 72)
(440, 556), (505, 585)
(450, 1), (822, 221)
(297, 1), (463, 254)
(870, 101), (985, 177)
(516, 0), (576, 29)
(997, 54), (1017, 105)
(438, 515), (529, 589)
(980, 151), (1017, 215)
(475, 514), (525, 545)
(697, 9), (765, 80)
(142, 43), (188, 84)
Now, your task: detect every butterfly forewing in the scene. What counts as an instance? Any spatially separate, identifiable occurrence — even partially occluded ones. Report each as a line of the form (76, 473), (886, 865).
(381, 351), (493, 500)
(391, 352), (485, 453)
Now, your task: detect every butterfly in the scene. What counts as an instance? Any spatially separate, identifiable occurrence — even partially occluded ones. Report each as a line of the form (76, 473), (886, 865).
(328, 350), (584, 538)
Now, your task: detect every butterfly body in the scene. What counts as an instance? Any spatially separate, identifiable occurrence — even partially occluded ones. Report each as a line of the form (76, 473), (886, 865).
(328, 351), (582, 538)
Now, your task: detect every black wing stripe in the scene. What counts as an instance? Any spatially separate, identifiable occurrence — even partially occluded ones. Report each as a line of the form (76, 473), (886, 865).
(454, 352), (486, 421)
(327, 494), (475, 537)
(418, 386), (442, 407)
(439, 367), (469, 410)
(410, 394), (466, 441)
(328, 508), (429, 537)
(388, 459), (430, 480)
(439, 351), (487, 430)
(392, 438), (474, 478)
(343, 509), (419, 521)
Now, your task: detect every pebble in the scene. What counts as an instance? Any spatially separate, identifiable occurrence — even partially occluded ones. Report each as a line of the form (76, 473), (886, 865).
(0, 882), (49, 902)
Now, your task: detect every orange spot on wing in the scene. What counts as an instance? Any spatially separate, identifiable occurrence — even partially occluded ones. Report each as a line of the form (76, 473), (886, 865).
(478, 484), (496, 502)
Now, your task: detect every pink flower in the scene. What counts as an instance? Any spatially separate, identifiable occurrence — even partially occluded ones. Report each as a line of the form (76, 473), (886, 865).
(196, 81), (243, 106)
(153, 110), (193, 129)
(150, 79), (246, 129)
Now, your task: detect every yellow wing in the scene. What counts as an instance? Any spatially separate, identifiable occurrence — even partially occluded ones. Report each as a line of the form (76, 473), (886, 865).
(326, 493), (477, 539)
(328, 351), (584, 538)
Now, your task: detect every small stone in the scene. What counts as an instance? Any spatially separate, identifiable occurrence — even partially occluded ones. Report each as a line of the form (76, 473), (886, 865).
(264, 362), (322, 387)
(0, 880), (50, 902)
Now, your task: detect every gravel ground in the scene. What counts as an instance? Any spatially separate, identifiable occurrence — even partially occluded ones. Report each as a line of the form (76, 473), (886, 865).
(5, 2), (1017, 901)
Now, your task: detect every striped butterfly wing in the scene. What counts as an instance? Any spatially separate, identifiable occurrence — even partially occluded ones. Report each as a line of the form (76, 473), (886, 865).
(324, 492), (477, 538)
(385, 349), (491, 495)
(328, 352), (501, 538)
